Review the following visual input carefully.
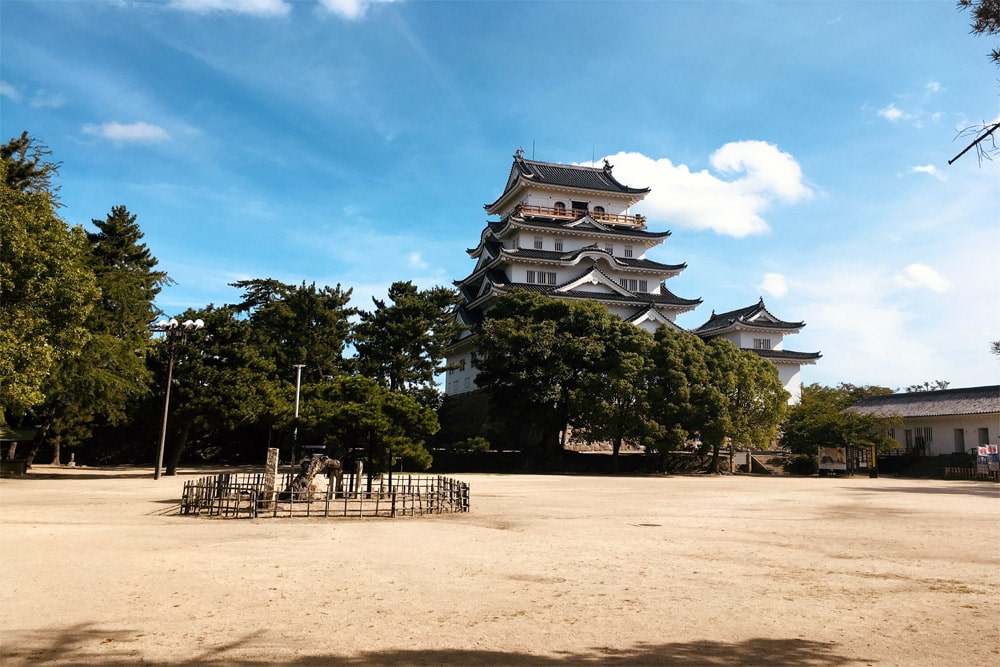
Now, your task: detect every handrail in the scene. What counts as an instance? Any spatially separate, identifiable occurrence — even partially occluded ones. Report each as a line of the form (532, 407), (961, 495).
(513, 203), (646, 228)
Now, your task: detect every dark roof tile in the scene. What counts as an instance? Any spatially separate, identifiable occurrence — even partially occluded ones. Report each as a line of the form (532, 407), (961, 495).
(851, 386), (1000, 417)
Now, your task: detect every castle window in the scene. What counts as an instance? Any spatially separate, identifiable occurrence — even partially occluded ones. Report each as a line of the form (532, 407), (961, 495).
(533, 236), (543, 250)
(554, 240), (564, 251)
(572, 201), (588, 215)
(638, 279), (648, 292)
(753, 338), (772, 350)
(624, 245), (634, 258)
(554, 201), (566, 212)
(593, 205), (606, 217)
(604, 244), (613, 254)
(526, 270), (556, 285)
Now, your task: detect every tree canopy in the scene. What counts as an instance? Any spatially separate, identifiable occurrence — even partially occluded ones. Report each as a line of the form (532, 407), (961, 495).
(474, 291), (791, 470)
(353, 281), (460, 402)
(781, 383), (899, 457)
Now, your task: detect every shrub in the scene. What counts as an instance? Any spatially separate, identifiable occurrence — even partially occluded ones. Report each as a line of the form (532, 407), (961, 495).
(786, 454), (818, 476)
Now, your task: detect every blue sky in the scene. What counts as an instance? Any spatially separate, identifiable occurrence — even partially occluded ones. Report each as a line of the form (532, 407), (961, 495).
(2, 0), (998, 390)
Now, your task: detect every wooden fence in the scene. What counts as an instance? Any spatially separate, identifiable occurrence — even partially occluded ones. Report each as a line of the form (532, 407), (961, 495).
(180, 472), (470, 519)
(944, 467), (999, 481)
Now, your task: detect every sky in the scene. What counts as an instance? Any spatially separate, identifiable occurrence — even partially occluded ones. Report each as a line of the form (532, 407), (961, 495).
(2, 0), (998, 391)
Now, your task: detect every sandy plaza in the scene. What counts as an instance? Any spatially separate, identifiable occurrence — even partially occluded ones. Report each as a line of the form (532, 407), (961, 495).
(1, 466), (998, 666)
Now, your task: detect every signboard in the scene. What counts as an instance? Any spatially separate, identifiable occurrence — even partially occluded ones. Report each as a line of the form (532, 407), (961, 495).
(818, 446), (847, 472)
(977, 444), (999, 474)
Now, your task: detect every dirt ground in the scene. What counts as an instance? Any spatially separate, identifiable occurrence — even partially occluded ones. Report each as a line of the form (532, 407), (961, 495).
(1, 466), (998, 666)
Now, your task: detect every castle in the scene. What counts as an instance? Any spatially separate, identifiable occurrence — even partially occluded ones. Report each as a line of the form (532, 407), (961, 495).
(445, 150), (820, 402)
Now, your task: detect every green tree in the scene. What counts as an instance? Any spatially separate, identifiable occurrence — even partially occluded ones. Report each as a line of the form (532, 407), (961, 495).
(951, 1), (1000, 163)
(232, 279), (355, 384)
(646, 327), (726, 469)
(475, 291), (631, 465)
(302, 374), (437, 474)
(1, 131), (60, 196)
(959, 0), (1000, 65)
(905, 380), (950, 392)
(353, 281), (460, 401)
(0, 150), (98, 462)
(781, 383), (899, 458)
(705, 339), (790, 461)
(25, 205), (169, 465)
(571, 321), (655, 462)
(151, 306), (280, 475)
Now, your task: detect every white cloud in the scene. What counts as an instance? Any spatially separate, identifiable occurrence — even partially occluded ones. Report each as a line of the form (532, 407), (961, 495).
(878, 104), (907, 122)
(166, 0), (395, 19)
(408, 252), (428, 270)
(1, 82), (65, 109)
(792, 234), (998, 389)
(601, 143), (812, 237)
(82, 121), (170, 143)
(757, 273), (789, 298)
(0, 81), (23, 102)
(167, 0), (291, 16)
(29, 90), (66, 109)
(317, 0), (397, 19)
(911, 164), (945, 181)
(894, 263), (951, 293)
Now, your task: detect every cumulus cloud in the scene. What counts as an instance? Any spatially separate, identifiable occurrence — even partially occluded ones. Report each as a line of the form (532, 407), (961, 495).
(757, 273), (789, 298)
(601, 142), (812, 237)
(83, 121), (170, 143)
(894, 263), (951, 293)
(168, 0), (291, 16)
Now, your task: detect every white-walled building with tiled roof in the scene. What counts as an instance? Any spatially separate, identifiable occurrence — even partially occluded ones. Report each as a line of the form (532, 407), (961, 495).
(692, 298), (822, 403)
(445, 150), (820, 401)
(851, 386), (1000, 456)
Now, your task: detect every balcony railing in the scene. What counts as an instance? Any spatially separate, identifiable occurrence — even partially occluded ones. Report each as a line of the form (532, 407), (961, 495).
(513, 203), (646, 228)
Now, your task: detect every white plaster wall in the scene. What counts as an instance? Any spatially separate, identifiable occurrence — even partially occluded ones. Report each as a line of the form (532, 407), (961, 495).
(522, 192), (630, 216)
(445, 351), (477, 395)
(778, 365), (803, 405)
(889, 415), (1000, 456)
(738, 331), (784, 350)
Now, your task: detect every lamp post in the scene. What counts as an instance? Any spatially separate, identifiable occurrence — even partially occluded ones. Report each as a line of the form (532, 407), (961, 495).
(151, 317), (204, 480)
(292, 364), (305, 467)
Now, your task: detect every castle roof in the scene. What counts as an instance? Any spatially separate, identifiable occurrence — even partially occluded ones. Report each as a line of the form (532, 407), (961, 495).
(485, 150), (649, 213)
(693, 298), (805, 336)
(751, 348), (822, 364)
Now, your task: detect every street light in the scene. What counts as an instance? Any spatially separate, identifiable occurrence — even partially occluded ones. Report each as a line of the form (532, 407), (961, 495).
(292, 364), (306, 467)
(151, 317), (204, 480)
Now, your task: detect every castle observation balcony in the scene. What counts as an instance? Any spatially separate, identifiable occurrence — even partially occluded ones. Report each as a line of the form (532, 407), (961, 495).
(514, 203), (647, 229)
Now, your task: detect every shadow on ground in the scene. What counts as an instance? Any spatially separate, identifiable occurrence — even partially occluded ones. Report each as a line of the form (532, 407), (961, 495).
(2, 623), (867, 666)
(857, 483), (999, 499)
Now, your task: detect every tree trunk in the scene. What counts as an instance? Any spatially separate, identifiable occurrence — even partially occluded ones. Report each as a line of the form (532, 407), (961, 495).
(708, 443), (721, 473)
(5, 442), (16, 460)
(164, 421), (191, 476)
(50, 437), (61, 465)
(23, 418), (53, 468)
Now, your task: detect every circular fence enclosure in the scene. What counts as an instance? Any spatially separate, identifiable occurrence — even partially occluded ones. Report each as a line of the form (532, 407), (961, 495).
(180, 472), (470, 519)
